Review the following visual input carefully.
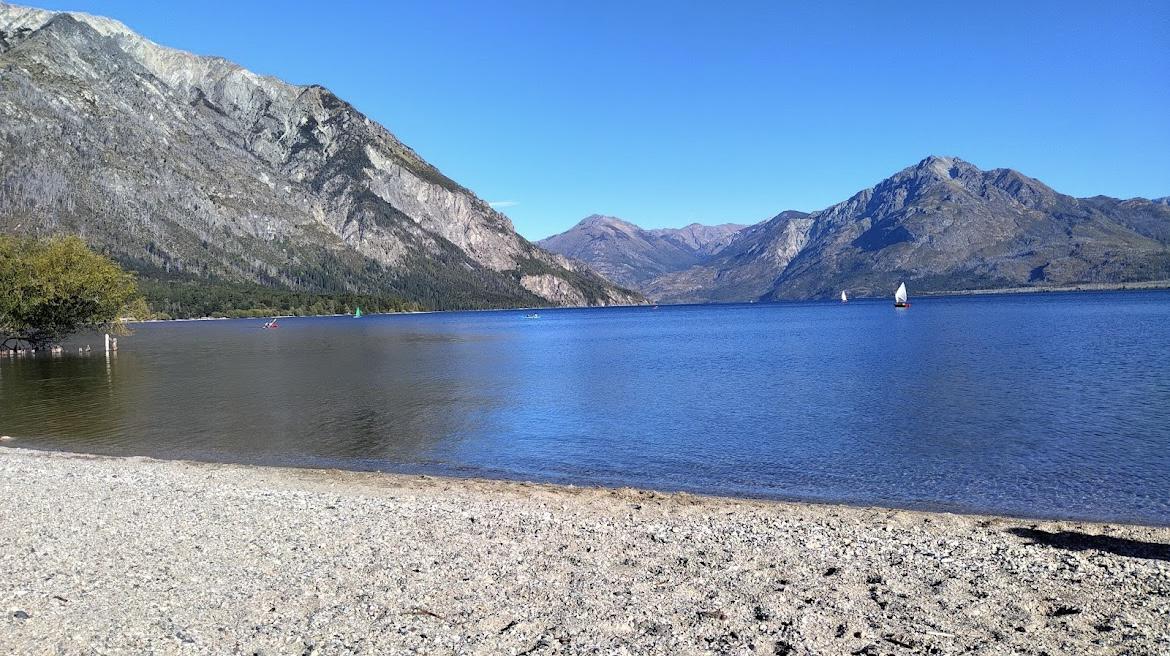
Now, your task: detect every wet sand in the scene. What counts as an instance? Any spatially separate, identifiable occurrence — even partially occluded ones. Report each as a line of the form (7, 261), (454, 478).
(1, 447), (1167, 654)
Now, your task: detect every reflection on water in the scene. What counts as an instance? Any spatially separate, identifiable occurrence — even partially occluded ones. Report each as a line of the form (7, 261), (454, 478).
(1, 351), (127, 442)
(3, 291), (1170, 524)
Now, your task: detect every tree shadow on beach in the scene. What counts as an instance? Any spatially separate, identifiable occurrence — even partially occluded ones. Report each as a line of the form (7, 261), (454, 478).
(1008, 527), (1170, 562)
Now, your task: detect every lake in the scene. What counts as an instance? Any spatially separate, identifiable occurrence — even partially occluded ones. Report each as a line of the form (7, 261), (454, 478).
(3, 291), (1169, 524)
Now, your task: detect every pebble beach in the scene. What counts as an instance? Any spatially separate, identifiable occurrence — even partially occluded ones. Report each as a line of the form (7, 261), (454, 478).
(1, 447), (1168, 654)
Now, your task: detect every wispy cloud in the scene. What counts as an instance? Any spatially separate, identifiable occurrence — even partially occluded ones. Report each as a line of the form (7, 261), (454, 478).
(489, 200), (520, 209)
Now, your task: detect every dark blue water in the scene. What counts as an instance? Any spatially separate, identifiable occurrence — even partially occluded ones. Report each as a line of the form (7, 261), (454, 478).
(3, 291), (1169, 524)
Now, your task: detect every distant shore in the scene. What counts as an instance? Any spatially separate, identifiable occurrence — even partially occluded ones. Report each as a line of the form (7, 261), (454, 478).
(127, 305), (547, 323)
(2, 447), (1166, 654)
(921, 279), (1170, 297)
(129, 281), (1170, 322)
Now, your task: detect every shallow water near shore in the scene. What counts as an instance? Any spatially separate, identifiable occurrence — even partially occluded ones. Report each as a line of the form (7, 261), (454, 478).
(3, 291), (1169, 524)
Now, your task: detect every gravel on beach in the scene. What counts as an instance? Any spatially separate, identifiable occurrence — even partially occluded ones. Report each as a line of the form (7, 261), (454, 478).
(1, 447), (1168, 655)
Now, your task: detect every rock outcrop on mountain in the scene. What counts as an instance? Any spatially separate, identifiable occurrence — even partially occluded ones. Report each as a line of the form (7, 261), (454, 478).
(0, 3), (640, 312)
(538, 215), (746, 289)
(563, 157), (1170, 303)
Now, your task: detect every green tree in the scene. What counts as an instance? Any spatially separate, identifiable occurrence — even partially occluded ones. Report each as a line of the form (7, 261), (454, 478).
(0, 236), (144, 350)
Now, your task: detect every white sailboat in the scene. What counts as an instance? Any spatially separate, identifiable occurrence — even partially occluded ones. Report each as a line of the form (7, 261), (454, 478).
(894, 282), (910, 308)
(840, 290), (848, 303)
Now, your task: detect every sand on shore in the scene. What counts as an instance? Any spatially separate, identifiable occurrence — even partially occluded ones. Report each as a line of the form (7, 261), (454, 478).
(1, 447), (1167, 655)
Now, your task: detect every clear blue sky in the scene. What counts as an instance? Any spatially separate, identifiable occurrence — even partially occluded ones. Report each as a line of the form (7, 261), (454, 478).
(33, 0), (1170, 239)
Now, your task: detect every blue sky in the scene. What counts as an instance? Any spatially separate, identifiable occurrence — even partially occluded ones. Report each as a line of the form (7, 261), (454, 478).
(32, 0), (1170, 239)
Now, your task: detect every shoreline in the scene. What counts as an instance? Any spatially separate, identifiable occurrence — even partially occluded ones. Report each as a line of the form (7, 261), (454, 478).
(129, 283), (1170, 322)
(2, 447), (1167, 653)
(1, 444), (1147, 527)
(919, 279), (1170, 297)
(5, 443), (1166, 529)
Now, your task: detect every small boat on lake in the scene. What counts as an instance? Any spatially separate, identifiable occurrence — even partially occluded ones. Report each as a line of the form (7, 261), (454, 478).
(840, 290), (848, 303)
(353, 307), (363, 319)
(525, 313), (540, 319)
(894, 282), (910, 308)
(263, 318), (279, 329)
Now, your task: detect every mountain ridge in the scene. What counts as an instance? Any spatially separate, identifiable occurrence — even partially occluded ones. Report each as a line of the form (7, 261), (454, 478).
(752, 156), (1170, 301)
(0, 2), (642, 314)
(537, 215), (747, 288)
(544, 156), (1170, 303)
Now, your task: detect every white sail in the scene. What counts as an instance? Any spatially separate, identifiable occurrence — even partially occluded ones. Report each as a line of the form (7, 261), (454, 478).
(895, 282), (908, 304)
(840, 290), (848, 302)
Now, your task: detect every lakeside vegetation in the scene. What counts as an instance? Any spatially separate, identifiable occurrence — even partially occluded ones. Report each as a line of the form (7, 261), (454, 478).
(0, 237), (461, 337)
(0, 236), (145, 349)
(138, 278), (427, 320)
(0, 236), (590, 330)
(124, 249), (557, 319)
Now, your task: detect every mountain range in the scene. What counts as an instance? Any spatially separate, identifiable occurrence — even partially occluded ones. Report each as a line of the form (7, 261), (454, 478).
(537, 217), (746, 289)
(0, 3), (641, 315)
(542, 157), (1170, 302)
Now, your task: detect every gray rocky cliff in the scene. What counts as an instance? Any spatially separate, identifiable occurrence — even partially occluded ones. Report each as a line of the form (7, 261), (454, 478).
(0, 3), (641, 309)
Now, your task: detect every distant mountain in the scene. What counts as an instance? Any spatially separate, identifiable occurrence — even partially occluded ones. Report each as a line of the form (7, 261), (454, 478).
(648, 222), (748, 257)
(538, 215), (746, 288)
(645, 157), (1170, 302)
(642, 210), (812, 302)
(0, 3), (640, 314)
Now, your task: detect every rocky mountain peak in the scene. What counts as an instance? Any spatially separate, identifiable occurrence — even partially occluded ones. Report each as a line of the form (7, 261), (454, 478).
(672, 221), (749, 235)
(894, 155), (978, 185)
(864, 156), (1060, 213)
(1, 2), (135, 40)
(768, 210), (812, 223)
(653, 222), (749, 257)
(1, 2), (268, 91)
(918, 154), (964, 175)
(578, 214), (630, 226)
(570, 214), (644, 237)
